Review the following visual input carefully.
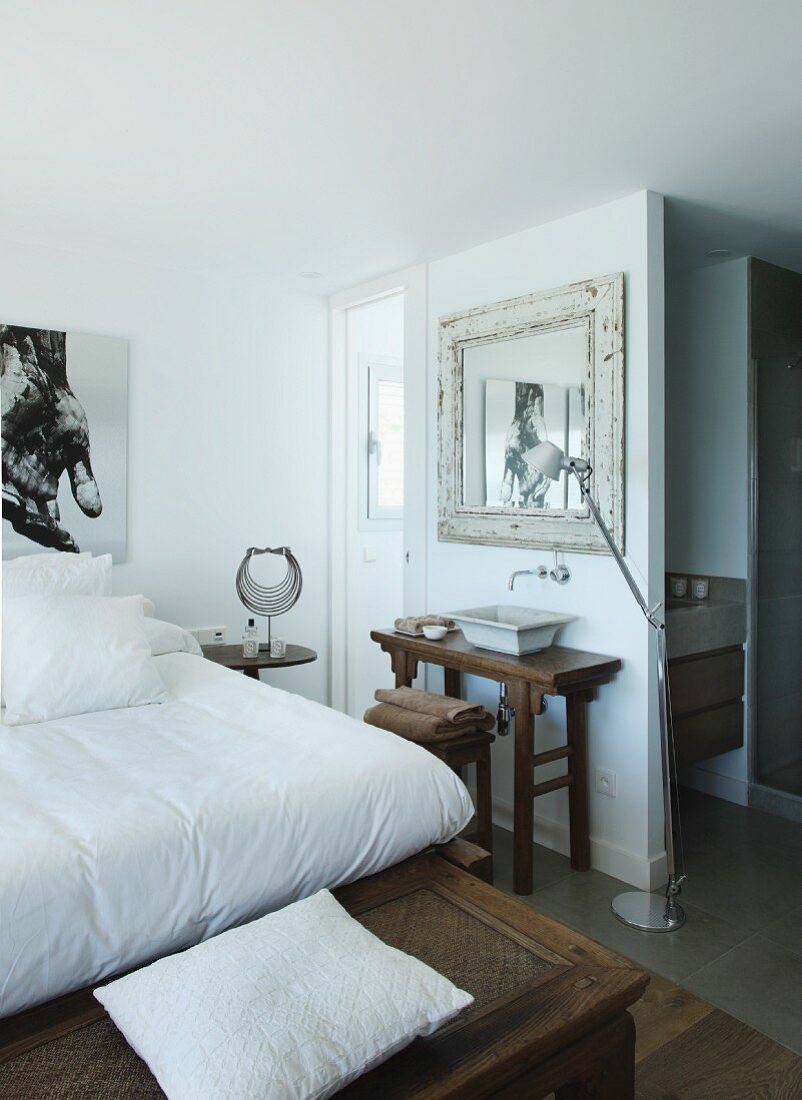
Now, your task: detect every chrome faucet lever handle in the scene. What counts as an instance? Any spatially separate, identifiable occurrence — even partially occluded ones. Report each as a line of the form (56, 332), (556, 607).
(549, 549), (571, 585)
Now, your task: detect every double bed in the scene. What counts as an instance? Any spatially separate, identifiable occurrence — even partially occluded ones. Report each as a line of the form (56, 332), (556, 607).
(1, 641), (473, 1019)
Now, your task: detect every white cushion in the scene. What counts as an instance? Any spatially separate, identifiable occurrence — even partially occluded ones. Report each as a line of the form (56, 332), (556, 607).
(94, 889), (473, 1100)
(1, 595), (167, 725)
(143, 616), (203, 657)
(1, 553), (113, 707)
(2, 551), (112, 599)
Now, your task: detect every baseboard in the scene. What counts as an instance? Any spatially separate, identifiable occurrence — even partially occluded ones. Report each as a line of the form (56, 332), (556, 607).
(680, 765), (748, 807)
(750, 783), (802, 824)
(492, 797), (665, 891)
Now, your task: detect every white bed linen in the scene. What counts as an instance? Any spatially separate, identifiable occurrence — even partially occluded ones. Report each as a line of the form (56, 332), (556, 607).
(0, 654), (473, 1018)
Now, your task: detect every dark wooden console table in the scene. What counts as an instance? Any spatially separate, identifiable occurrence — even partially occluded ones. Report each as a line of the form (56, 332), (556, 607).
(371, 629), (621, 894)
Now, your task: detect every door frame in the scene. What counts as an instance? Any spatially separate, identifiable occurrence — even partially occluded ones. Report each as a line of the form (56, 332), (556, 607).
(328, 265), (427, 713)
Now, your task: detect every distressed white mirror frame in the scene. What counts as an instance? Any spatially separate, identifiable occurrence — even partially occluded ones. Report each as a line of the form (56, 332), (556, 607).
(438, 272), (625, 553)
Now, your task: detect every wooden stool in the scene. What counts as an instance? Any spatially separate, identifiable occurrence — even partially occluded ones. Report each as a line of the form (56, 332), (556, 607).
(421, 730), (495, 861)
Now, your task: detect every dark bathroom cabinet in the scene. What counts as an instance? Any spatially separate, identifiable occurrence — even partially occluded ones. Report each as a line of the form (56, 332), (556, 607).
(668, 645), (745, 767)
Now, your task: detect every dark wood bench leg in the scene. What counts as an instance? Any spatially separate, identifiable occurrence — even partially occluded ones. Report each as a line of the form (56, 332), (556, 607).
(443, 668), (461, 698)
(566, 691), (592, 872)
(510, 679), (534, 894)
(443, 666), (493, 860)
(554, 1012), (635, 1100)
(475, 745), (493, 854)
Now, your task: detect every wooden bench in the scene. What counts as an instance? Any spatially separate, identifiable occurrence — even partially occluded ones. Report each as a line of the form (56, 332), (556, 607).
(336, 843), (648, 1098)
(0, 843), (648, 1099)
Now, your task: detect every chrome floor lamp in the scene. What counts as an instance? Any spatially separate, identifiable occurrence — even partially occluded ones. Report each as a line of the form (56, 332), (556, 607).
(523, 441), (686, 932)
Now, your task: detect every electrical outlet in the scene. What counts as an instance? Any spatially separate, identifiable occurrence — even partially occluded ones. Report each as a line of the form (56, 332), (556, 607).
(595, 768), (617, 798)
(190, 626), (227, 646)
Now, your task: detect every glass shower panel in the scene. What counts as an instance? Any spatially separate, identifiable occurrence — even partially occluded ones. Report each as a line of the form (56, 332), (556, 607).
(755, 354), (802, 796)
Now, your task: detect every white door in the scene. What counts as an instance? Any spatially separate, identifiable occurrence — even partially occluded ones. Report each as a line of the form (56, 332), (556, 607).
(329, 266), (427, 717)
(345, 295), (405, 718)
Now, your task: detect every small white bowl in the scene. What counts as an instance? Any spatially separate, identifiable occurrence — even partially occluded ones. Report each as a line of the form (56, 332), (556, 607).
(422, 625), (448, 641)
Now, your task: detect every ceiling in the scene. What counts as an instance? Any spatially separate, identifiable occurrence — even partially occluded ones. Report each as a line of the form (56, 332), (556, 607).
(2, 1), (801, 290)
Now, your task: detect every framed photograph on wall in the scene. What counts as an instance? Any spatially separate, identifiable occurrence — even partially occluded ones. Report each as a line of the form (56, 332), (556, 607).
(1, 325), (128, 561)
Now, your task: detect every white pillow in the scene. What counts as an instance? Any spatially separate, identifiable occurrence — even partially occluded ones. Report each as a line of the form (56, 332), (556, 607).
(1, 553), (113, 708)
(1, 595), (167, 725)
(2, 551), (112, 599)
(143, 616), (203, 657)
(95, 889), (472, 1100)
(4, 549), (90, 566)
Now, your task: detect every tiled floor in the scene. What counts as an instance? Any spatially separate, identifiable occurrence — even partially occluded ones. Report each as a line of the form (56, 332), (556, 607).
(492, 786), (802, 1056)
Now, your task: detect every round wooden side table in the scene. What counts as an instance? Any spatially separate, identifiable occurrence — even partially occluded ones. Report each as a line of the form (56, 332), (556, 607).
(201, 644), (317, 679)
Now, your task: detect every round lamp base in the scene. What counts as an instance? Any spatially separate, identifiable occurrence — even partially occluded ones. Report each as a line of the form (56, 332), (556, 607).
(612, 890), (686, 933)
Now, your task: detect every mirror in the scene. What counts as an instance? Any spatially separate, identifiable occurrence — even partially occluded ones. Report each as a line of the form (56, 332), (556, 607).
(438, 273), (624, 553)
(461, 327), (586, 510)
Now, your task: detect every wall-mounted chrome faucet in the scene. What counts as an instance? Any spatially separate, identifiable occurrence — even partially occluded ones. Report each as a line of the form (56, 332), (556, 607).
(508, 551), (571, 589)
(508, 566), (548, 590)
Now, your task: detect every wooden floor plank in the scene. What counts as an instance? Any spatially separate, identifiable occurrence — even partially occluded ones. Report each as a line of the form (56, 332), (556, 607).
(629, 970), (714, 1064)
(635, 1007), (802, 1099)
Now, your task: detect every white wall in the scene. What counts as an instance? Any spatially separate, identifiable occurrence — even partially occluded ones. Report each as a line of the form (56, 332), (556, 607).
(665, 258), (749, 577)
(425, 192), (666, 888)
(0, 236), (329, 703)
(665, 257), (750, 800)
(345, 294), (404, 718)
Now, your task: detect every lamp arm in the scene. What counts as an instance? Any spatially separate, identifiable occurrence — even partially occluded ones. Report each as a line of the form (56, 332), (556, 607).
(569, 465), (685, 891)
(570, 466), (660, 629)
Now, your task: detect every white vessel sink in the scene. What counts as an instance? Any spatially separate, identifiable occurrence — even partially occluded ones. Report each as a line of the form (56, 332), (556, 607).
(448, 605), (576, 656)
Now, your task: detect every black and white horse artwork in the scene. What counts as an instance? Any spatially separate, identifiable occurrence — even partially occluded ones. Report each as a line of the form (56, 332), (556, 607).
(1, 325), (102, 553)
(499, 381), (550, 508)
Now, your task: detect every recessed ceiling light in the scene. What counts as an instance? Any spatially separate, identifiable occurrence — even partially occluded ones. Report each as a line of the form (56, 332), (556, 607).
(705, 249), (731, 258)
(300, 271), (322, 279)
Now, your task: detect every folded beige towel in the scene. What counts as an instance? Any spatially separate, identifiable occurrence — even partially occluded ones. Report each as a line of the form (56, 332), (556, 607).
(394, 614), (455, 635)
(364, 702), (493, 742)
(375, 686), (492, 727)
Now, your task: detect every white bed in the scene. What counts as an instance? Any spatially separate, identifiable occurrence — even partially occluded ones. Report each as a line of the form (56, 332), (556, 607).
(0, 650), (473, 1019)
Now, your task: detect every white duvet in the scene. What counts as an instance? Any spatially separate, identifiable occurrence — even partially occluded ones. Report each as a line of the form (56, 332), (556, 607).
(0, 654), (473, 1018)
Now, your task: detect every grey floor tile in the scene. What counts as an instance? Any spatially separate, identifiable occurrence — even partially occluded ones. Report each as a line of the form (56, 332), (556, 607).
(519, 869), (750, 983)
(678, 839), (802, 931)
(680, 787), (802, 860)
(490, 824), (575, 894)
(683, 934), (802, 1056)
(491, 796), (802, 1039)
(762, 904), (802, 960)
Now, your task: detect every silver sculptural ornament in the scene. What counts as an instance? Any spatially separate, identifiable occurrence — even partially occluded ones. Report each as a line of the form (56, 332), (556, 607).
(236, 545), (303, 652)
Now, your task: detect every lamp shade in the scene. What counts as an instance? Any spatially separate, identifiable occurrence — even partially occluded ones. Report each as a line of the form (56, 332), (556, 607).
(522, 441), (566, 481)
